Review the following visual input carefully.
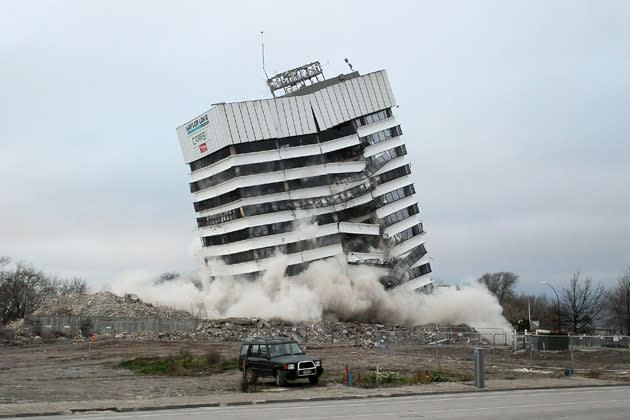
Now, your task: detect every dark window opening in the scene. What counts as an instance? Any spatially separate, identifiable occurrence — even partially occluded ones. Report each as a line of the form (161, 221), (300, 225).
(189, 147), (231, 172)
(382, 204), (419, 227)
(354, 109), (392, 128)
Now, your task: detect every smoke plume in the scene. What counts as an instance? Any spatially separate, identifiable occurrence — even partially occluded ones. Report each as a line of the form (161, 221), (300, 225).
(108, 254), (511, 331)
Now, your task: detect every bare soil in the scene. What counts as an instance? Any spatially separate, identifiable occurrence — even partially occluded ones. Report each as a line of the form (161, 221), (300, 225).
(1, 339), (630, 404)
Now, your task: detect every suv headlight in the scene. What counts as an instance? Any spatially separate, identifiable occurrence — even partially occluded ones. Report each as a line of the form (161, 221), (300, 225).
(314, 361), (321, 367)
(287, 364), (295, 370)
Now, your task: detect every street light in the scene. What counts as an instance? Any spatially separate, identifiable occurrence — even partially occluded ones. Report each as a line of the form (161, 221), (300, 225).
(541, 281), (561, 333)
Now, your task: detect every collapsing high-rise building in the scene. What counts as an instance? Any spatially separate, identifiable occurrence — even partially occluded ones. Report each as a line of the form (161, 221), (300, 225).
(176, 62), (432, 292)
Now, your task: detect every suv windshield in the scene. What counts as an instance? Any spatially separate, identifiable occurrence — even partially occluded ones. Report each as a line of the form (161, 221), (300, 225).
(268, 341), (305, 357)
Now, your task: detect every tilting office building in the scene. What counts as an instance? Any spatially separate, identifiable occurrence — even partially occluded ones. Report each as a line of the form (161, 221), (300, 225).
(176, 63), (432, 292)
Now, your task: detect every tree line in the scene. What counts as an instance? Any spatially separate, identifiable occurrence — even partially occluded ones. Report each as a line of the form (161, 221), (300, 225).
(0, 256), (87, 324)
(478, 268), (630, 334)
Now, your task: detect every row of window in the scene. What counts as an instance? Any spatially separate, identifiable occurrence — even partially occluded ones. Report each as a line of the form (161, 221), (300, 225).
(373, 185), (415, 208)
(194, 189), (241, 213)
(189, 122), (356, 172)
(197, 208), (243, 228)
(201, 213), (337, 245)
(197, 164), (413, 229)
(354, 109), (392, 127)
(391, 223), (424, 245)
(222, 234), (341, 265)
(197, 174), (334, 214)
(382, 204), (419, 227)
(190, 144), (363, 194)
(365, 145), (407, 176)
(388, 243), (429, 287)
(407, 263), (432, 280)
(362, 125), (402, 146)
(202, 220), (295, 247)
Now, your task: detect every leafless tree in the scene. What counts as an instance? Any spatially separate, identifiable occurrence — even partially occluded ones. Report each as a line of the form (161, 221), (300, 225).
(0, 262), (55, 323)
(608, 267), (630, 335)
(477, 272), (519, 306)
(0, 259), (88, 323)
(561, 272), (606, 334)
(503, 292), (552, 331)
(57, 277), (88, 295)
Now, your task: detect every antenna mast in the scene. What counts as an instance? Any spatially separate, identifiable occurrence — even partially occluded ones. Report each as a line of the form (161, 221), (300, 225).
(261, 31), (271, 93)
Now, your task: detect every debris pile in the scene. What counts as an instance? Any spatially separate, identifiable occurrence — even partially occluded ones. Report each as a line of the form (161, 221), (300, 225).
(102, 318), (478, 348)
(13, 292), (486, 348)
(32, 291), (192, 319)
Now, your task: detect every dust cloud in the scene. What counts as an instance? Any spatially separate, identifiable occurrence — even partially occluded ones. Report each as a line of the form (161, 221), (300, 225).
(108, 255), (511, 331)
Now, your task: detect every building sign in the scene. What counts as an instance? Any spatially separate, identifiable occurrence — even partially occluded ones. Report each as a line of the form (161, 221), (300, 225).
(191, 131), (206, 146)
(186, 114), (209, 135)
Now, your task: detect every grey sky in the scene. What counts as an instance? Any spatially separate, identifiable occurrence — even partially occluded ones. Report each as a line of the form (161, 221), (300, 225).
(1, 0), (629, 295)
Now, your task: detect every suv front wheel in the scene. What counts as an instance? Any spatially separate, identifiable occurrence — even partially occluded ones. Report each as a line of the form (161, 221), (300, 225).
(275, 369), (287, 387)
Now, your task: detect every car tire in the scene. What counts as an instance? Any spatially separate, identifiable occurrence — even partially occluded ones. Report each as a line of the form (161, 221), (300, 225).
(275, 369), (287, 387)
(308, 375), (319, 385)
(246, 369), (257, 385)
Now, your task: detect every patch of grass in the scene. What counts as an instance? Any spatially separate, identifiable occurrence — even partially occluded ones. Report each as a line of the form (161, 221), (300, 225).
(503, 376), (517, 380)
(585, 369), (602, 378)
(119, 348), (238, 376)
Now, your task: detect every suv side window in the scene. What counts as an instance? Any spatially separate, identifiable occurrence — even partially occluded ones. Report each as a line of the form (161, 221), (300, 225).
(240, 344), (249, 356)
(248, 344), (260, 357)
(259, 345), (270, 358)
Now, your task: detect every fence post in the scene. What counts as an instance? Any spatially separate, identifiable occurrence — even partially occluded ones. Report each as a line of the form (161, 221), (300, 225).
(474, 348), (485, 388)
(569, 335), (574, 373)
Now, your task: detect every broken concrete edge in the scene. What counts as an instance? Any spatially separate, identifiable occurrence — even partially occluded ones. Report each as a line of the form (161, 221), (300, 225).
(2, 382), (629, 418)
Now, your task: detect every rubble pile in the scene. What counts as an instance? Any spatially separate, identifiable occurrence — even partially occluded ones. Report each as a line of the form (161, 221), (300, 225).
(16, 292), (481, 348)
(32, 291), (192, 319)
(106, 318), (476, 348)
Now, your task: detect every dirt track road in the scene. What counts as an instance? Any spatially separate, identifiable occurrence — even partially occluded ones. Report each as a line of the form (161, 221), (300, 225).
(2, 340), (629, 404)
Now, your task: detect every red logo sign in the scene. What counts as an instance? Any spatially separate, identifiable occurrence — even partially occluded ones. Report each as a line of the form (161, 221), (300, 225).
(199, 143), (208, 153)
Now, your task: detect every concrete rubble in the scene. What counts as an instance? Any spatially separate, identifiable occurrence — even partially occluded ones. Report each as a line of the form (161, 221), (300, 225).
(32, 291), (192, 318)
(12, 292), (479, 348)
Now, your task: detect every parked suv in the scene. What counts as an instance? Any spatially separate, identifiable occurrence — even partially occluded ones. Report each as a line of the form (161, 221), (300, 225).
(239, 336), (323, 386)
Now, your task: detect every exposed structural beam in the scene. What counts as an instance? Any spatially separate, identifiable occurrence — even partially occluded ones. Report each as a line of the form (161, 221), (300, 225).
(266, 62), (325, 97)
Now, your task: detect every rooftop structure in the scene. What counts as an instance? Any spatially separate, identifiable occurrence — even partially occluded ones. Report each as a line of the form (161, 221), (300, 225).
(176, 63), (432, 292)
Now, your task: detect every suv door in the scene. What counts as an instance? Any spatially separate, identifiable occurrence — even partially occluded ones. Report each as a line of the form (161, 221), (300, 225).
(238, 344), (249, 370)
(258, 344), (273, 377)
(246, 344), (263, 375)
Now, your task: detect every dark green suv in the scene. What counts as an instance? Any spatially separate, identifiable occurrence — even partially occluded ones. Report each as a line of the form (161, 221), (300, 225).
(238, 336), (323, 386)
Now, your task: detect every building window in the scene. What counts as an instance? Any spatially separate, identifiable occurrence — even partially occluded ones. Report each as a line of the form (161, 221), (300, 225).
(383, 204), (419, 227)
(189, 146), (231, 172)
(361, 125), (402, 145)
(354, 109), (392, 127)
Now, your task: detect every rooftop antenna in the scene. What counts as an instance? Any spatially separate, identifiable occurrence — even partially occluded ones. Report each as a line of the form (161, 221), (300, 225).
(261, 31), (271, 93)
(344, 57), (354, 72)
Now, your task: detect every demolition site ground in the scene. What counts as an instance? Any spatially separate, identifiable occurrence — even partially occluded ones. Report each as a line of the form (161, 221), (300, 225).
(2, 338), (630, 404)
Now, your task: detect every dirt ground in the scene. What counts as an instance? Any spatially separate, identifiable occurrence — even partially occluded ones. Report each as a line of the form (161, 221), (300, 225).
(2, 339), (630, 404)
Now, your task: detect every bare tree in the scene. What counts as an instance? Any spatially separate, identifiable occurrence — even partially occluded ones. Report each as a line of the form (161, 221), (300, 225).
(57, 277), (88, 295)
(608, 267), (630, 335)
(0, 262), (56, 323)
(477, 272), (519, 306)
(0, 259), (87, 323)
(503, 293), (552, 331)
(561, 272), (606, 334)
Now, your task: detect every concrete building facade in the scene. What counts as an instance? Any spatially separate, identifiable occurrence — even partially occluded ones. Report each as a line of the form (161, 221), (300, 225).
(176, 67), (432, 292)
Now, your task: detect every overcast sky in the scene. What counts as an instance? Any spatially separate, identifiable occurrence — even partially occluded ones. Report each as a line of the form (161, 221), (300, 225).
(1, 0), (629, 295)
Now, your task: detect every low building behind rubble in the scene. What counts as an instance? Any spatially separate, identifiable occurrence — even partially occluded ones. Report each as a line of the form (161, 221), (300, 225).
(176, 61), (432, 292)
